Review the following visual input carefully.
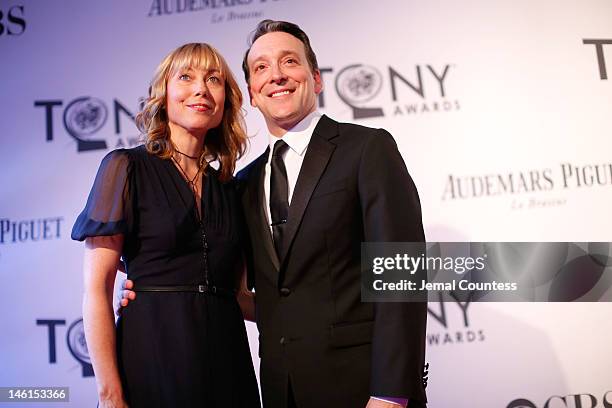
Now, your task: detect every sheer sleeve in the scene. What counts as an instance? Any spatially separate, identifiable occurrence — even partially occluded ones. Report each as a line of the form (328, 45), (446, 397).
(71, 149), (134, 241)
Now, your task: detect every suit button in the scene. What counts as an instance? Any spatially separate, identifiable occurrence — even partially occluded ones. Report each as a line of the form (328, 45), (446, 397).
(280, 336), (286, 345)
(280, 287), (291, 297)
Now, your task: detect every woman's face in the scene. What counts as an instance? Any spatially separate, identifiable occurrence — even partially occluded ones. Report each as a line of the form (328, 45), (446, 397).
(166, 65), (226, 138)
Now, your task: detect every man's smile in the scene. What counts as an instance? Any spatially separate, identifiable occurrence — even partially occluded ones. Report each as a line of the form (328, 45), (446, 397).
(269, 89), (294, 98)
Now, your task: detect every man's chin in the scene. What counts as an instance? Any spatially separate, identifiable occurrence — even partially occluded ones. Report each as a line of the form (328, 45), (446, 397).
(267, 112), (302, 131)
(276, 108), (313, 125)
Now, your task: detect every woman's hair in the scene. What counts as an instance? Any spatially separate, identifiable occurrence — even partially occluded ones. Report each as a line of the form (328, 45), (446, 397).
(136, 43), (246, 181)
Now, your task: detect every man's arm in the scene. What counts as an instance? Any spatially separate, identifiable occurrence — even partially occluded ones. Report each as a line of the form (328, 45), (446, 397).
(358, 129), (428, 405)
(236, 257), (256, 322)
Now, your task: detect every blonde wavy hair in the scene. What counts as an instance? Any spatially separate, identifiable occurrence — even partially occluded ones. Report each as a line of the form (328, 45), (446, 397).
(136, 43), (247, 182)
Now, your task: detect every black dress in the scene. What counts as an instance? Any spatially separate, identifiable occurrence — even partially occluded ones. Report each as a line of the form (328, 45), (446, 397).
(72, 146), (260, 408)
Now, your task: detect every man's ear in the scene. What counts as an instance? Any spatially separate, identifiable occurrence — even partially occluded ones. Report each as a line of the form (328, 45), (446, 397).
(248, 85), (256, 108)
(313, 69), (323, 95)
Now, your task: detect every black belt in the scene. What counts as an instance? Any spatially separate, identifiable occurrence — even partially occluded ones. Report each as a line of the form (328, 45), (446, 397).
(135, 284), (235, 297)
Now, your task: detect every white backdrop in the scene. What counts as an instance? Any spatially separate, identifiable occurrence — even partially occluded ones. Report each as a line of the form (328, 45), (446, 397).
(1, 0), (611, 406)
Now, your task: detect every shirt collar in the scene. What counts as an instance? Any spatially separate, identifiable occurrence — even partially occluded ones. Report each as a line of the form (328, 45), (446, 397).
(267, 111), (322, 157)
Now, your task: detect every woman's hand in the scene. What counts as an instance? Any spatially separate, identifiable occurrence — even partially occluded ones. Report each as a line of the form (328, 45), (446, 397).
(98, 391), (129, 408)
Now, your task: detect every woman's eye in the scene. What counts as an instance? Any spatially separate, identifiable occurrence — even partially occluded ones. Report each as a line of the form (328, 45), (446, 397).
(179, 74), (190, 80)
(207, 75), (221, 83)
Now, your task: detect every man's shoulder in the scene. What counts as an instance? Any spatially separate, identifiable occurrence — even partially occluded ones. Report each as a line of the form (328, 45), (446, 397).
(235, 149), (268, 183)
(319, 115), (394, 146)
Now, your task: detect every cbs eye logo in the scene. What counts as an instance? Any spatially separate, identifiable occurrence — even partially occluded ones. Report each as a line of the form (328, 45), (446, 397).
(0, 5), (26, 36)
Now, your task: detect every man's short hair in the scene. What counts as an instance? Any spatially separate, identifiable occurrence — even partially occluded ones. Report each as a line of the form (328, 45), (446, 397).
(242, 19), (319, 84)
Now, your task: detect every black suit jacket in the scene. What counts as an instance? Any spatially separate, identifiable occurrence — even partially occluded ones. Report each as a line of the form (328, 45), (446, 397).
(237, 115), (427, 408)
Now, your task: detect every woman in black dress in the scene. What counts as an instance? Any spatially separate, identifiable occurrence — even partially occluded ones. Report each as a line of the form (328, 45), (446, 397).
(72, 43), (260, 408)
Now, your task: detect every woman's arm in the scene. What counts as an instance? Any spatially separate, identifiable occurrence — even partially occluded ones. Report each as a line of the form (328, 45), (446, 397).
(83, 234), (128, 408)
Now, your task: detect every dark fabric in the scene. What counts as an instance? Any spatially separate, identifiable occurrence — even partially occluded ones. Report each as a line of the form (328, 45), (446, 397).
(270, 139), (290, 257)
(237, 115), (427, 408)
(73, 146), (260, 408)
(71, 149), (134, 241)
(287, 379), (297, 408)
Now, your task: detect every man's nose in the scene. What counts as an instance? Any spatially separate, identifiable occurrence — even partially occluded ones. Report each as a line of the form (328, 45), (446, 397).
(269, 64), (287, 83)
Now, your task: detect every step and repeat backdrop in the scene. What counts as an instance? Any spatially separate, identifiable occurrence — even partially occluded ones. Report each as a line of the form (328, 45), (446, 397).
(1, 0), (611, 406)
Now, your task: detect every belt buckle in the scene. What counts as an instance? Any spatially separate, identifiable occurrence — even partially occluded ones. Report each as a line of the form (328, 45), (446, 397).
(198, 284), (206, 293)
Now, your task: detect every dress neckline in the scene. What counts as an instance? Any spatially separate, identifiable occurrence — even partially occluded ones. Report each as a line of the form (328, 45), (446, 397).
(159, 152), (209, 224)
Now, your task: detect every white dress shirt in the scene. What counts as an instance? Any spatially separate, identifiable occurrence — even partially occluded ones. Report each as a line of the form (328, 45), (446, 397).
(263, 111), (322, 232)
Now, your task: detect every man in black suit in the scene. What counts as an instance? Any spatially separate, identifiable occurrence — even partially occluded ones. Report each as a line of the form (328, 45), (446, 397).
(237, 20), (427, 408)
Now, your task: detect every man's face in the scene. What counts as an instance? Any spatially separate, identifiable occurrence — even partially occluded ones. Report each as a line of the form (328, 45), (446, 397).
(247, 31), (322, 137)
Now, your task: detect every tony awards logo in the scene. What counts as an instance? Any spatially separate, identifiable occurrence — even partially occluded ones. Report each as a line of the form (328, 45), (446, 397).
(321, 63), (459, 120)
(37, 317), (94, 377)
(335, 64), (384, 119)
(63, 97), (109, 152)
(35, 95), (139, 153)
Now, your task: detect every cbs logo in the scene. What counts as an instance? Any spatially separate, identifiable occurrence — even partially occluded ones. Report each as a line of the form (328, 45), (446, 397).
(0, 5), (26, 36)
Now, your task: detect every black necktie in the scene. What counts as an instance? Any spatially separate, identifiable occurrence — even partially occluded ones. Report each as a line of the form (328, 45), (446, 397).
(270, 139), (290, 257)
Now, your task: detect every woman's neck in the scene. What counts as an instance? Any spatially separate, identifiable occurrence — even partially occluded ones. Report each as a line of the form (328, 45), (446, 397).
(169, 124), (206, 158)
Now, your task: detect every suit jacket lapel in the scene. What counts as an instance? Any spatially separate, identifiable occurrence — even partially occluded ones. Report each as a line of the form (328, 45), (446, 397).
(279, 115), (338, 266)
(248, 147), (280, 272)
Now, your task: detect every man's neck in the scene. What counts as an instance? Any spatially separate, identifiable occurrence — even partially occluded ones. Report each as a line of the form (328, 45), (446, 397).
(266, 111), (322, 153)
(265, 108), (317, 138)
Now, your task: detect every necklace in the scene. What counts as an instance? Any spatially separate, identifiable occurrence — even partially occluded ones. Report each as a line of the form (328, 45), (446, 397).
(175, 147), (200, 160)
(171, 156), (206, 222)
(172, 155), (205, 190)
